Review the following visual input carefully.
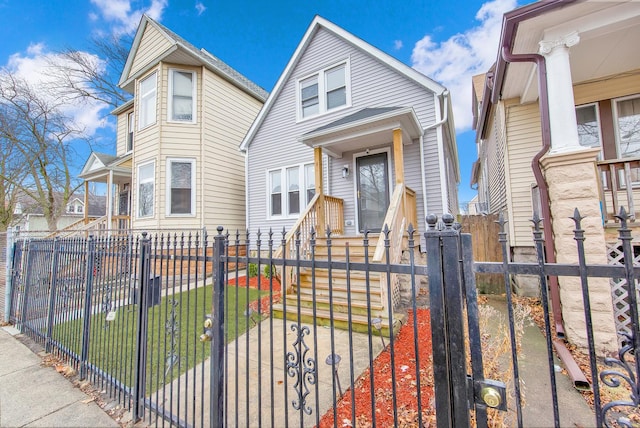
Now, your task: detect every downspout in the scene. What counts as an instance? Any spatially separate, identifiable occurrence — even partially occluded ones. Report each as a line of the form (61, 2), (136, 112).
(500, 48), (563, 335)
(498, 0), (589, 389)
(422, 90), (450, 219)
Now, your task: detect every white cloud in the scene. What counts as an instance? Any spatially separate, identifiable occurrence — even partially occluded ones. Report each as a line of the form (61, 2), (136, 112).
(411, 0), (517, 131)
(394, 40), (403, 50)
(90, 0), (169, 35)
(4, 44), (110, 138)
(195, 2), (206, 16)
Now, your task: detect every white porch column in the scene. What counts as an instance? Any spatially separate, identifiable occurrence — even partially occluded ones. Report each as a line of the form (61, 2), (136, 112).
(107, 170), (113, 230)
(539, 31), (581, 153)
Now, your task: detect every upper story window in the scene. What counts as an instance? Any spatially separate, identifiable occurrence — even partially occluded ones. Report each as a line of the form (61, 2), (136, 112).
(268, 163), (315, 218)
(127, 111), (134, 152)
(66, 201), (83, 214)
(297, 60), (350, 121)
(168, 69), (196, 123)
(167, 158), (195, 216)
(137, 160), (155, 218)
(614, 95), (640, 158)
(139, 72), (157, 130)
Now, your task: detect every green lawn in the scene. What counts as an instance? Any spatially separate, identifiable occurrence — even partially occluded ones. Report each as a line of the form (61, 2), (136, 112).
(53, 284), (265, 392)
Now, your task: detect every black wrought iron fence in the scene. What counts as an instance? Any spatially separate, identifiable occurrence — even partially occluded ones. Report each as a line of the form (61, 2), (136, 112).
(8, 231), (215, 427)
(6, 209), (640, 427)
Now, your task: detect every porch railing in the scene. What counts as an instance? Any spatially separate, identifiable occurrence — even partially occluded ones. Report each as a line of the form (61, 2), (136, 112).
(274, 194), (344, 260)
(372, 184), (417, 310)
(597, 157), (640, 223)
(50, 215), (131, 237)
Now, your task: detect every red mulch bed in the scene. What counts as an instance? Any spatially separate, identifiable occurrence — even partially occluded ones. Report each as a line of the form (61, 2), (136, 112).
(227, 274), (282, 313)
(319, 309), (435, 427)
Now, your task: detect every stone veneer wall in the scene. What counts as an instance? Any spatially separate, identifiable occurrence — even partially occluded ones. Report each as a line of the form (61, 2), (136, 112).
(540, 148), (617, 355)
(512, 246), (540, 297)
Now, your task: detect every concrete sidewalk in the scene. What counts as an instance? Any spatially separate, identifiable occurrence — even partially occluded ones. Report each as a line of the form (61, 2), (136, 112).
(0, 326), (119, 428)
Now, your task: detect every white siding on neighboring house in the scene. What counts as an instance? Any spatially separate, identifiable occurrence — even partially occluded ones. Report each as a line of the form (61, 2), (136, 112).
(573, 73), (640, 106)
(505, 101), (541, 248)
(202, 67), (262, 232)
(246, 27), (444, 239)
(487, 103), (507, 215)
(116, 108), (133, 156)
(129, 24), (173, 79)
(132, 67), (162, 230)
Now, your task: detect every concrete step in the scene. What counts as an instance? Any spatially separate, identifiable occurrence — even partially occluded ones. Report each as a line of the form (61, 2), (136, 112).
(282, 294), (385, 318)
(272, 303), (403, 337)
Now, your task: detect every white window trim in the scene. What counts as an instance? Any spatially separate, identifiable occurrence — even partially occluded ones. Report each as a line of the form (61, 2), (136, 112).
(266, 162), (315, 220)
(126, 111), (134, 153)
(613, 93), (640, 159)
(166, 158), (196, 217)
(575, 102), (603, 158)
(138, 72), (157, 131)
(167, 68), (197, 124)
(296, 58), (351, 122)
(137, 159), (155, 219)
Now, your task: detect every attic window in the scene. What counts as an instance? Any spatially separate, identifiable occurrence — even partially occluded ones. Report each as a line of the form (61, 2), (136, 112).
(297, 60), (350, 121)
(168, 69), (196, 123)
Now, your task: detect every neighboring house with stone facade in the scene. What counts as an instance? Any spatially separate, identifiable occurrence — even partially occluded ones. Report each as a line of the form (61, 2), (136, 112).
(471, 0), (640, 353)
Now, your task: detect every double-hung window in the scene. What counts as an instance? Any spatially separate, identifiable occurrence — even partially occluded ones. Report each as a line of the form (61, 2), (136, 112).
(167, 158), (195, 215)
(615, 95), (640, 158)
(139, 72), (157, 130)
(138, 160), (155, 218)
(127, 111), (134, 152)
(298, 60), (350, 120)
(576, 104), (602, 152)
(168, 69), (196, 122)
(268, 163), (315, 217)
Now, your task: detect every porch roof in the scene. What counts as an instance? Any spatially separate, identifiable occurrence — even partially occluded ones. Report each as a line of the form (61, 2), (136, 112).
(78, 151), (132, 184)
(299, 106), (423, 158)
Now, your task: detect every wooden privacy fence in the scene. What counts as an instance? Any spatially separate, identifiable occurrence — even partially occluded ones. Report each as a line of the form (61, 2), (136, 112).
(459, 214), (503, 293)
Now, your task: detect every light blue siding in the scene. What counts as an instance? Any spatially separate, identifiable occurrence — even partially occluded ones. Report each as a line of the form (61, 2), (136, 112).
(246, 26), (450, 239)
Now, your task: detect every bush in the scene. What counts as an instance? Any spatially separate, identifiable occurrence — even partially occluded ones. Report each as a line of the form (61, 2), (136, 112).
(248, 263), (259, 278)
(263, 264), (276, 279)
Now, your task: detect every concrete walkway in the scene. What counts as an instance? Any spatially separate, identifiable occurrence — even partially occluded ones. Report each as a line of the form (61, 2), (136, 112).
(485, 295), (596, 428)
(0, 326), (119, 428)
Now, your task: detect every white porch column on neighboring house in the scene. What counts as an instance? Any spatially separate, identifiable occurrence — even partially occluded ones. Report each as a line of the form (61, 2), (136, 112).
(539, 31), (581, 153)
(107, 170), (113, 231)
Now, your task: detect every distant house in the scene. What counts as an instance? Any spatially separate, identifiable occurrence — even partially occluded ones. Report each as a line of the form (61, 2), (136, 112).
(12, 193), (106, 232)
(241, 15), (459, 240)
(470, 0), (640, 351)
(78, 14), (267, 232)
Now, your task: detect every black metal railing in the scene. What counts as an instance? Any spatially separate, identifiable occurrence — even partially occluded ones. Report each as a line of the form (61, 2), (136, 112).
(6, 209), (640, 427)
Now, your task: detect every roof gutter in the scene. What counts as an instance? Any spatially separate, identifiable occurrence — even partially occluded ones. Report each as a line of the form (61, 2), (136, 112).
(496, 0), (589, 390)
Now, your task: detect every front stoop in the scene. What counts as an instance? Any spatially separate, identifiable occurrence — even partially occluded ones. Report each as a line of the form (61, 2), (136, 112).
(272, 235), (405, 337)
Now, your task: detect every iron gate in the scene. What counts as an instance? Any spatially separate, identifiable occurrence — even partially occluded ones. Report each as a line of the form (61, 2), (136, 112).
(7, 209), (640, 427)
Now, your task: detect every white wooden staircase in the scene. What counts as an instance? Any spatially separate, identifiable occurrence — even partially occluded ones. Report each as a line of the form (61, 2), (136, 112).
(272, 235), (404, 336)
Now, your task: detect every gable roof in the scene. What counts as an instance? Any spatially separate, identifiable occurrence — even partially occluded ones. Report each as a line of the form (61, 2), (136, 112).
(119, 15), (268, 102)
(239, 15), (446, 152)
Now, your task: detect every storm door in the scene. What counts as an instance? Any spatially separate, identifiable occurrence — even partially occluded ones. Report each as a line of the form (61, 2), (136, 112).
(356, 152), (390, 233)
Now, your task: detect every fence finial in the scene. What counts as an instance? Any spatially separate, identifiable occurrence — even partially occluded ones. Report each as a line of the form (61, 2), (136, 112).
(426, 214), (438, 230)
(442, 213), (454, 229)
(615, 206), (629, 228)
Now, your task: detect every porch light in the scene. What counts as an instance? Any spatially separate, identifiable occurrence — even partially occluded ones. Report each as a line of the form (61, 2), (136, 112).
(325, 353), (343, 395)
(342, 165), (349, 179)
(371, 317), (386, 348)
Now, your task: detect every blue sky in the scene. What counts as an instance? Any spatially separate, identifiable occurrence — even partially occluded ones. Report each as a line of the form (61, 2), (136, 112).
(0, 0), (527, 208)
